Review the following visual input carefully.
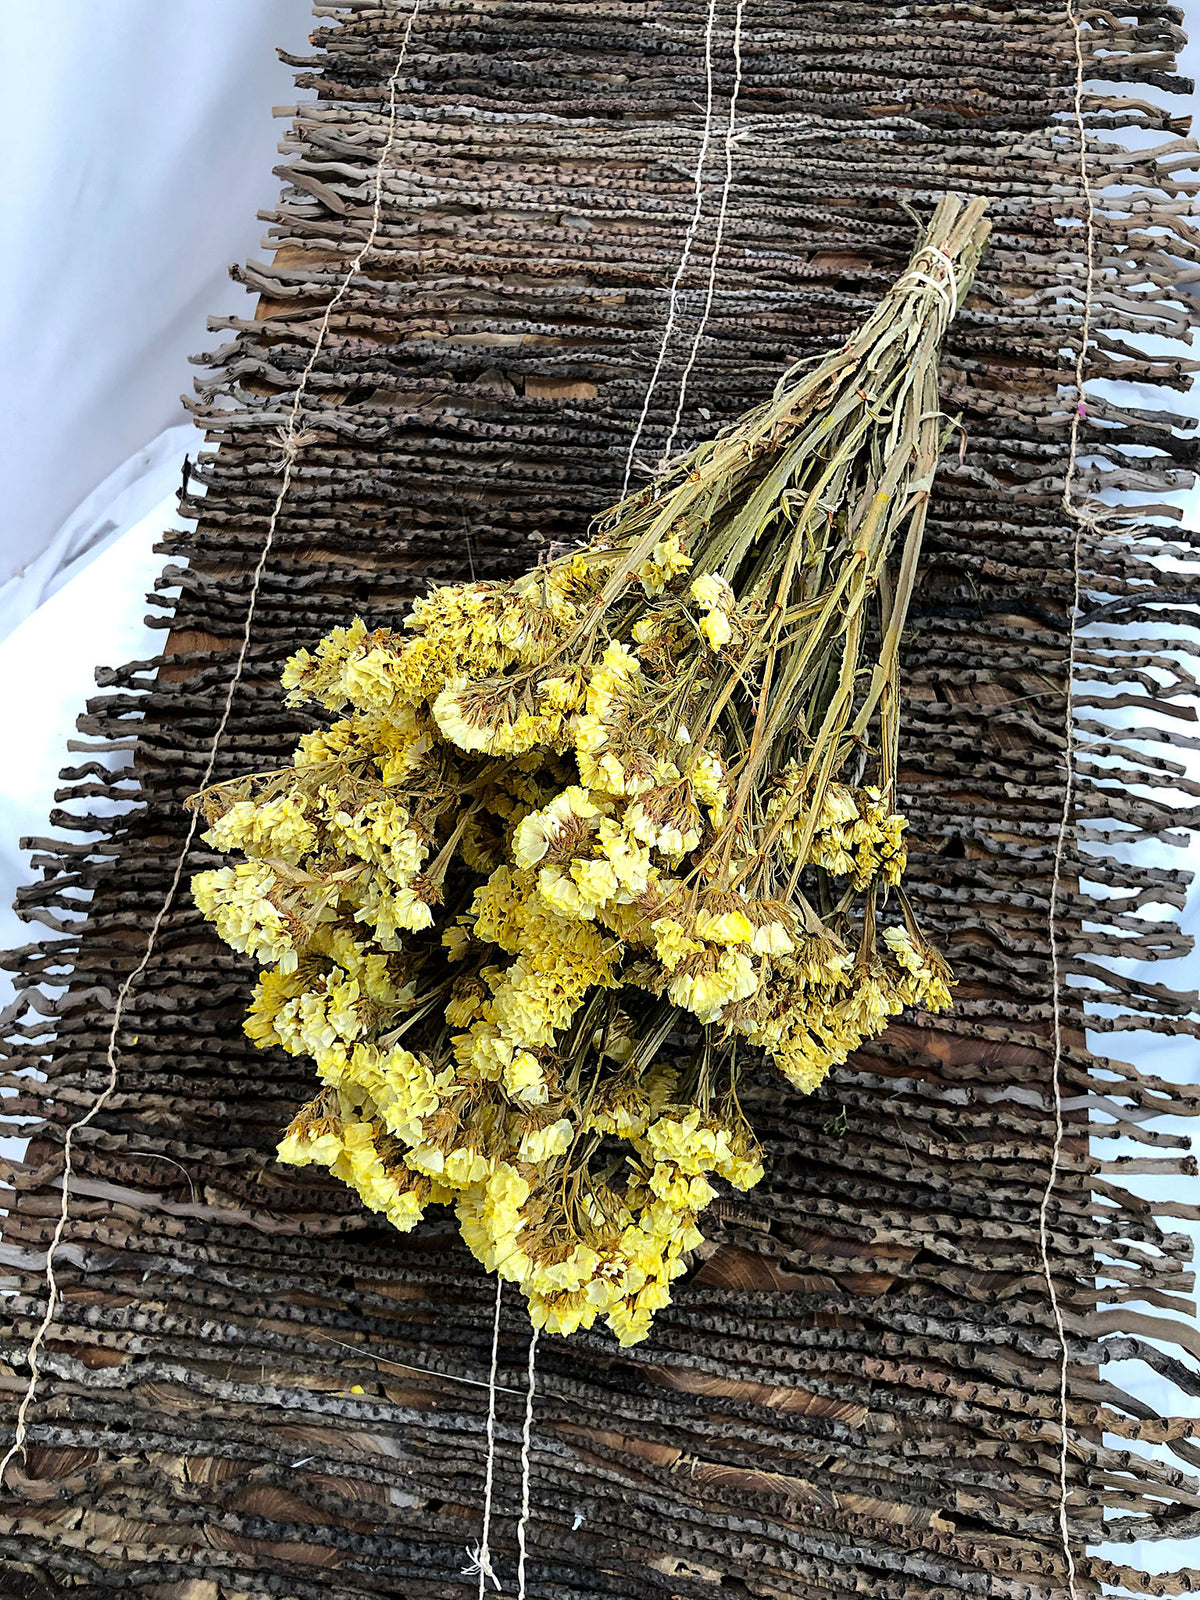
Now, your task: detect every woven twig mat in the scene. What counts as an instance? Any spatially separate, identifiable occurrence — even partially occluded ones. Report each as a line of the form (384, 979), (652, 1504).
(2, 4), (1199, 1596)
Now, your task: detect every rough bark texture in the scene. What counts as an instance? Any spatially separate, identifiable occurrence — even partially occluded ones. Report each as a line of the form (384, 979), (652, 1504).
(2, 3), (1199, 1596)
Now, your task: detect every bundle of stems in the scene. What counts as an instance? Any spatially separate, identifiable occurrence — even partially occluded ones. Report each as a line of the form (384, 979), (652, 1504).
(192, 195), (989, 1345)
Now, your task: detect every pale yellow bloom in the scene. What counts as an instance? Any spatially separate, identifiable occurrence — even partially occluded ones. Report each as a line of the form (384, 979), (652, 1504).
(694, 907), (755, 946)
(513, 786), (600, 868)
(193, 863), (296, 971)
(667, 948), (759, 1023)
(650, 917), (703, 972)
(698, 608), (732, 651)
(689, 572), (733, 610)
(277, 1126), (342, 1168)
(504, 1050), (549, 1105)
(751, 920), (794, 956)
(518, 1118), (574, 1163)
(638, 533), (692, 598)
(204, 795), (317, 865)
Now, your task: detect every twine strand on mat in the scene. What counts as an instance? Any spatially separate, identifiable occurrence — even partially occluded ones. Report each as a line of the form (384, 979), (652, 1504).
(896, 245), (958, 325)
(621, 0), (720, 494)
(517, 1327), (540, 1600)
(464, 1276), (505, 1594)
(0, 0), (426, 1489)
(1037, 4), (1097, 1594)
(658, 0), (746, 468)
(479, 18), (740, 1582)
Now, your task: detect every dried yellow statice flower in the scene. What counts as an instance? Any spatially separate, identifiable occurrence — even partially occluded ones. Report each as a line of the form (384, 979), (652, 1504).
(192, 196), (988, 1345)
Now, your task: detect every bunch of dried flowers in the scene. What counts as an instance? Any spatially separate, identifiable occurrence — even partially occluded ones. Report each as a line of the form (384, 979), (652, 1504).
(192, 196), (988, 1345)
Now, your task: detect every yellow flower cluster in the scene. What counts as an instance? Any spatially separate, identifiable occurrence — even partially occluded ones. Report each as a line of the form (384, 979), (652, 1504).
(192, 545), (950, 1345)
(766, 773), (908, 891)
(193, 862), (297, 969)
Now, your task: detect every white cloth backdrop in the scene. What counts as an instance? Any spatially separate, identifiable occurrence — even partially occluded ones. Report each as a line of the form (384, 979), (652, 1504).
(0, 0), (314, 637)
(0, 0), (315, 1046)
(0, 2), (1196, 1575)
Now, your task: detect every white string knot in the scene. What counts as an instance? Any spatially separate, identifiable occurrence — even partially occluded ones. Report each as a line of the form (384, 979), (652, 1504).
(462, 1543), (502, 1591)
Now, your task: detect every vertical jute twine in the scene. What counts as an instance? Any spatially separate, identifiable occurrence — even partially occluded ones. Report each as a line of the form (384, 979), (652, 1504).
(0, 0), (427, 1491)
(1039, 3), (1104, 1592)
(473, 6), (747, 1585)
(0, 7), (1108, 1596)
